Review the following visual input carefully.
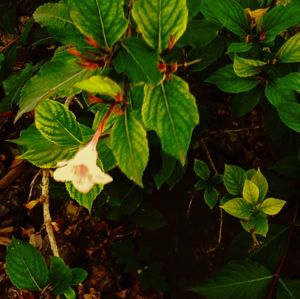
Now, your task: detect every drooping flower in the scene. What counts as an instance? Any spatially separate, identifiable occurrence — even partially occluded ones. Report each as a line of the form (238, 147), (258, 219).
(53, 140), (112, 193)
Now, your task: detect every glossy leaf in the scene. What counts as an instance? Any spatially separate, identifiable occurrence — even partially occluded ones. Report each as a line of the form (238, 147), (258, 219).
(194, 159), (210, 180)
(69, 0), (128, 49)
(190, 260), (272, 299)
(221, 198), (252, 219)
(260, 198), (286, 215)
(206, 64), (259, 93)
(16, 49), (95, 121)
(132, 0), (188, 52)
(277, 32), (300, 63)
(111, 112), (149, 187)
(33, 2), (84, 45)
(233, 55), (266, 77)
(66, 181), (103, 212)
(6, 238), (48, 291)
(142, 75), (199, 165)
(201, 0), (248, 37)
(64, 288), (76, 299)
(250, 168), (268, 201)
(277, 102), (300, 133)
(258, 4), (300, 43)
(114, 37), (163, 84)
(35, 99), (82, 146)
(75, 75), (123, 98)
(223, 164), (246, 195)
(204, 186), (219, 209)
(49, 256), (72, 295)
(243, 179), (259, 205)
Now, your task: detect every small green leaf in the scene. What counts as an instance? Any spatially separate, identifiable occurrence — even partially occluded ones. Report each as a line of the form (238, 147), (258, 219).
(277, 102), (300, 133)
(33, 2), (84, 45)
(114, 37), (163, 84)
(223, 164), (246, 195)
(35, 99), (82, 146)
(194, 159), (210, 180)
(66, 182), (103, 212)
(241, 212), (269, 236)
(221, 198), (253, 219)
(243, 179), (260, 204)
(64, 287), (76, 299)
(69, 0), (128, 49)
(260, 198), (286, 215)
(211, 174), (223, 185)
(49, 256), (72, 295)
(6, 238), (49, 291)
(250, 168), (268, 201)
(206, 64), (259, 93)
(71, 268), (88, 285)
(190, 260), (272, 299)
(232, 87), (262, 117)
(16, 49), (95, 121)
(204, 186), (219, 209)
(277, 32), (300, 63)
(111, 111), (149, 187)
(75, 75), (123, 98)
(132, 0), (188, 52)
(142, 76), (199, 165)
(226, 42), (253, 54)
(258, 4), (300, 43)
(194, 180), (208, 190)
(233, 55), (266, 77)
(201, 0), (248, 37)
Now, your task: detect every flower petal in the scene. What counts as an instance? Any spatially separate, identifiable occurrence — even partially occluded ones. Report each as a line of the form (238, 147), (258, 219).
(92, 167), (113, 185)
(53, 165), (74, 182)
(72, 175), (95, 193)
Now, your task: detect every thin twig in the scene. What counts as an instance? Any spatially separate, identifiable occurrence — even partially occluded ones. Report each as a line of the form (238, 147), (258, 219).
(41, 170), (59, 257)
(207, 125), (262, 135)
(0, 37), (18, 53)
(200, 140), (224, 252)
(266, 201), (299, 299)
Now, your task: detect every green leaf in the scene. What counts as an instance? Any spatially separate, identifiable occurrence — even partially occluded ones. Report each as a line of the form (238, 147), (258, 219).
(71, 268), (88, 285)
(276, 73), (300, 93)
(258, 4), (300, 43)
(69, 0), (128, 49)
(194, 180), (208, 190)
(223, 164), (246, 195)
(35, 99), (82, 146)
(232, 86), (262, 117)
(204, 186), (219, 209)
(75, 75), (123, 98)
(178, 19), (220, 47)
(49, 256), (72, 295)
(265, 80), (296, 107)
(190, 260), (272, 299)
(201, 0), (248, 37)
(66, 182), (103, 212)
(272, 155), (300, 178)
(142, 75), (199, 165)
(3, 63), (33, 107)
(14, 125), (76, 168)
(16, 49), (95, 121)
(233, 55), (266, 77)
(194, 159), (210, 180)
(97, 139), (117, 171)
(277, 102), (300, 133)
(241, 212), (269, 236)
(132, 0), (188, 53)
(277, 32), (300, 63)
(260, 198), (286, 215)
(243, 179), (259, 204)
(111, 111), (149, 187)
(187, 0), (202, 19)
(226, 42), (253, 54)
(6, 238), (48, 291)
(250, 168), (268, 201)
(64, 287), (76, 299)
(153, 153), (177, 189)
(113, 37), (163, 84)
(33, 2), (84, 45)
(206, 64), (259, 93)
(277, 279), (300, 299)
(221, 198), (252, 219)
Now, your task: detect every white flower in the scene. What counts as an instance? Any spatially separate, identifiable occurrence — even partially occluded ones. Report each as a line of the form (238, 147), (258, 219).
(53, 141), (113, 193)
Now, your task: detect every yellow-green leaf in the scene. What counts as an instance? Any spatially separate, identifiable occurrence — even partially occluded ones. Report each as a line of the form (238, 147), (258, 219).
(260, 198), (286, 215)
(277, 32), (300, 63)
(243, 179), (259, 204)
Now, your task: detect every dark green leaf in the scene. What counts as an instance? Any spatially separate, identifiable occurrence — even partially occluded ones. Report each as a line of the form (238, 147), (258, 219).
(277, 279), (300, 299)
(6, 238), (48, 291)
(194, 159), (210, 180)
(114, 37), (163, 84)
(277, 102), (300, 133)
(190, 260), (272, 299)
(227, 42), (253, 54)
(223, 164), (246, 195)
(272, 156), (300, 178)
(187, 0), (202, 19)
(204, 186), (219, 209)
(71, 268), (88, 285)
(206, 64), (259, 93)
(241, 212), (268, 236)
